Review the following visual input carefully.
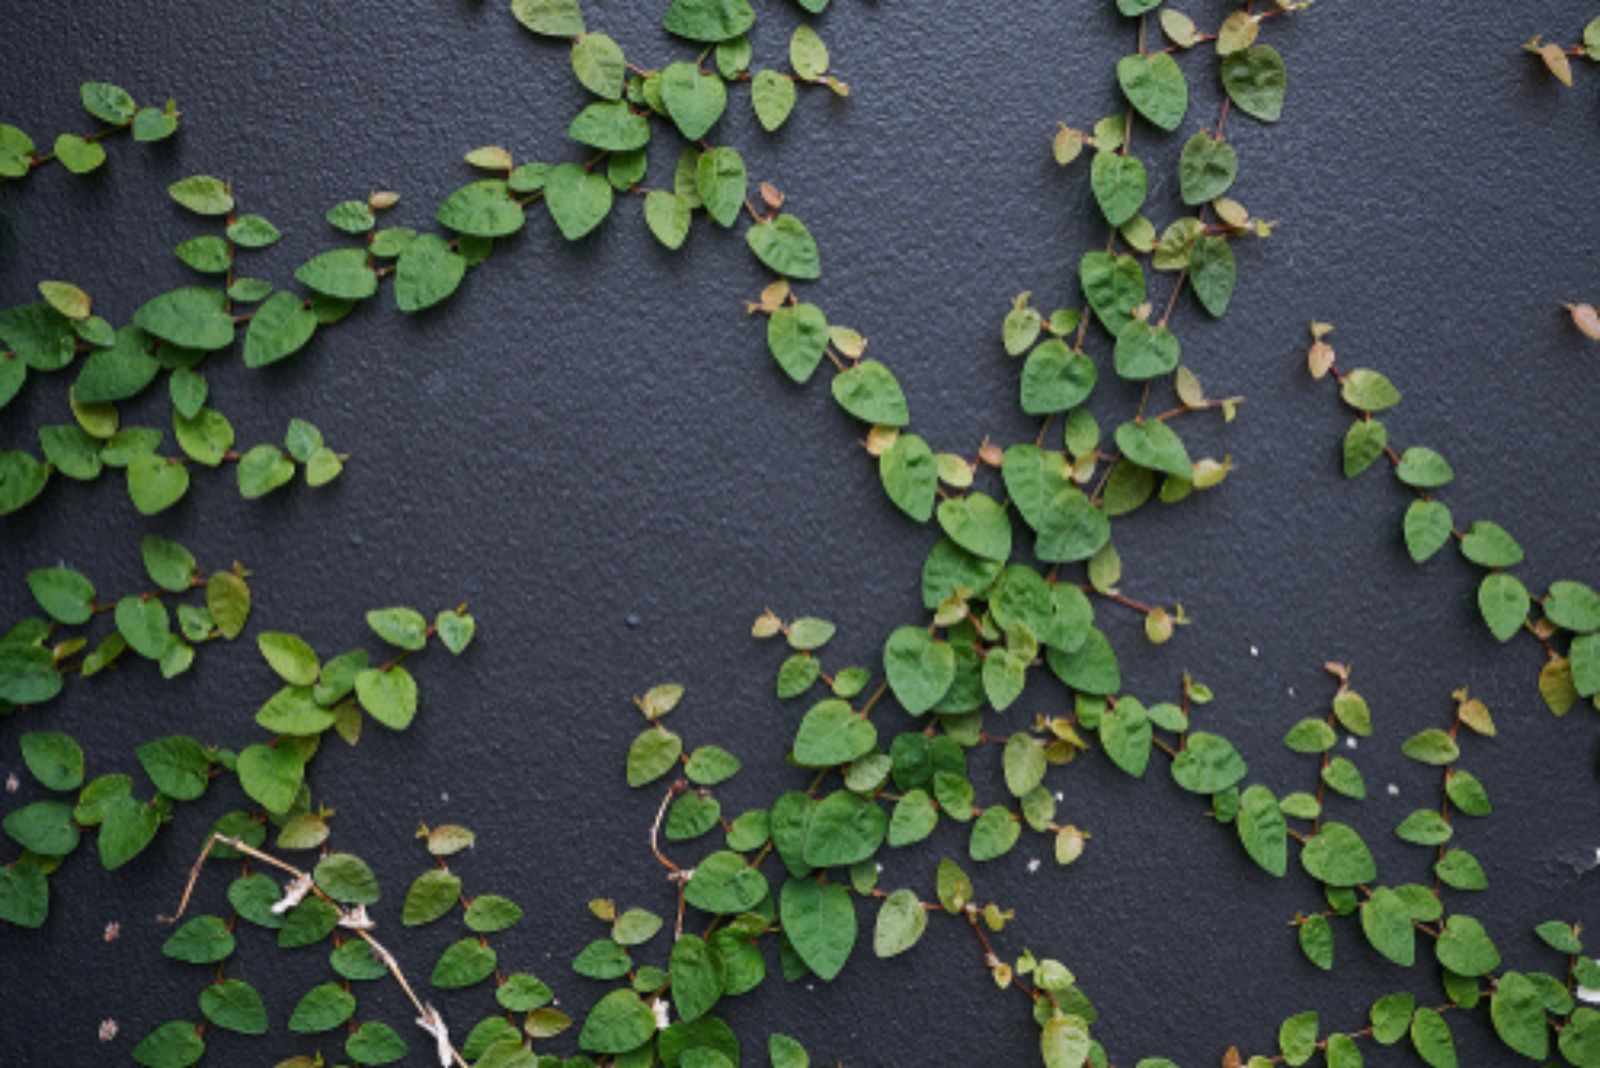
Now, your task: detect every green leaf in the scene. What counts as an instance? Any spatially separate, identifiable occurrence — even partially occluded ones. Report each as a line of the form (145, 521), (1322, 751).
(1459, 520), (1522, 569)
(1403, 499), (1453, 562)
(1401, 728), (1459, 765)
(1435, 914), (1500, 977)
(315, 853), (380, 904)
(1236, 784), (1287, 876)
(403, 869), (463, 926)
(579, 989), (657, 1054)
(936, 493), (1011, 561)
(1395, 446), (1453, 489)
(668, 934), (724, 1024)
(1575, 635), (1600, 697)
(1279, 1012), (1319, 1066)
(644, 190), (692, 251)
(237, 444), (295, 499)
(436, 180), (525, 238)
(1435, 849), (1487, 891)
(572, 33), (625, 98)
(1080, 251), (1145, 336)
(662, 62), (728, 140)
(685, 745), (741, 786)
(164, 915), (235, 964)
(969, 805), (1020, 861)
(1099, 699), (1151, 778)
(872, 888), (927, 957)
(169, 175), (234, 215)
(780, 876), (855, 980)
(4, 800), (79, 856)
(0, 449), (50, 516)
(1188, 236), (1236, 317)
(883, 627), (955, 715)
(1361, 887), (1416, 966)
(1041, 1017), (1091, 1068)
(133, 1021), (205, 1068)
(355, 666), (419, 729)
(237, 743), (305, 814)
(20, 731), (84, 791)
(432, 937), (498, 988)
(345, 1021), (408, 1064)
(627, 727), (683, 786)
(663, 0), (755, 42)
(288, 982), (356, 1033)
(1547, 581), (1600, 633)
(125, 454), (187, 515)
(135, 735), (212, 801)
(1115, 419), (1190, 478)
(27, 568), (95, 625)
(1322, 757), (1366, 800)
(793, 699), (876, 766)
(1477, 573), (1530, 643)
(1562, 1009), (1600, 1068)
(115, 595), (171, 659)
(544, 162), (614, 240)
(511, 0), (584, 36)
(394, 232), (467, 312)
(295, 248), (377, 301)
(74, 327), (160, 402)
(465, 894), (523, 932)
(887, 790), (938, 847)
(1298, 914), (1333, 970)
(878, 433), (937, 521)
(206, 571), (251, 639)
(1046, 628), (1120, 695)
(240, 291), (317, 367)
(134, 287), (234, 350)
(81, 81), (136, 124)
(747, 215), (822, 280)
(1490, 972), (1550, 1060)
(568, 100), (650, 152)
(1221, 45), (1287, 122)
(1340, 368), (1401, 412)
(195, 978), (267, 1035)
(803, 789), (886, 867)
(830, 360), (909, 427)
(1178, 131), (1237, 205)
(696, 146), (746, 227)
(366, 606), (428, 650)
(1117, 52), (1187, 131)
(684, 850), (768, 914)
(1090, 150), (1147, 226)
(1300, 822), (1377, 887)
(1445, 769), (1490, 816)
(1020, 339), (1097, 414)
(752, 69), (797, 131)
(769, 1034), (810, 1068)
(258, 632), (319, 687)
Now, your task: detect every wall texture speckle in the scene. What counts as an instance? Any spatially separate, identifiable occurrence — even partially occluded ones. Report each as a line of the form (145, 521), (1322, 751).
(1, 2), (1597, 1064)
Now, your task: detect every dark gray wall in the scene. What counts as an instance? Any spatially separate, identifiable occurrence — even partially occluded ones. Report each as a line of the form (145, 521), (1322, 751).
(1, 1), (1597, 1064)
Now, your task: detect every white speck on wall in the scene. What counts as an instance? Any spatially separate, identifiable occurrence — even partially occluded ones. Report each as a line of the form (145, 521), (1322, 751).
(651, 997), (671, 1030)
(4, 773), (16, 793)
(440, 792), (449, 802)
(97, 1019), (117, 1042)
(1386, 784), (1399, 797)
(1287, 686), (1296, 697)
(1026, 858), (1041, 874)
(1054, 791), (1064, 802)
(1346, 737), (1358, 750)
(1250, 645), (1259, 657)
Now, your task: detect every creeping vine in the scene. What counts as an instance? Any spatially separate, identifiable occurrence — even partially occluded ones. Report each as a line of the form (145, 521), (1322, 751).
(1, 2), (1597, 1068)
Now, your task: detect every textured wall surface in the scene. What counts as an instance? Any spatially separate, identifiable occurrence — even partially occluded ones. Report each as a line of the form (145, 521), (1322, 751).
(1, 1), (1598, 1064)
